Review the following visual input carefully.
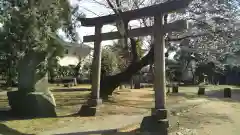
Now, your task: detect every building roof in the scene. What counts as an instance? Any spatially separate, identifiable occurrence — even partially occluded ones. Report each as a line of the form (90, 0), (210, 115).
(58, 42), (93, 66)
(63, 42), (93, 58)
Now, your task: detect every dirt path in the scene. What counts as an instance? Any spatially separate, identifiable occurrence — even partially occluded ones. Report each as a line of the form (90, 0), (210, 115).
(3, 87), (240, 135)
(39, 98), (208, 135)
(170, 99), (240, 135)
(38, 114), (146, 135)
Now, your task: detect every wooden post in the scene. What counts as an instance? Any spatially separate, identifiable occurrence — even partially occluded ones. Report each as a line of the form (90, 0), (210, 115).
(88, 24), (103, 106)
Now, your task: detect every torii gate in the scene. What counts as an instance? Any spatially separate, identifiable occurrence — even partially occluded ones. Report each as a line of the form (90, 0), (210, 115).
(80, 0), (192, 133)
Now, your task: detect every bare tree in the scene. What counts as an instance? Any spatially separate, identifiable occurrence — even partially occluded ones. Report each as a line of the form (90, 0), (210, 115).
(79, 0), (240, 98)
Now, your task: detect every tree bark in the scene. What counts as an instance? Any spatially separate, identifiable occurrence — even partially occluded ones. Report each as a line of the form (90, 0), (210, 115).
(48, 69), (55, 83)
(100, 46), (154, 99)
(74, 61), (81, 78)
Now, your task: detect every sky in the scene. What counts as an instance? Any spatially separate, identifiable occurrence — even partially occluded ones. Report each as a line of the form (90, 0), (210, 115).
(69, 0), (118, 47)
(68, 0), (175, 58)
(68, 0), (157, 46)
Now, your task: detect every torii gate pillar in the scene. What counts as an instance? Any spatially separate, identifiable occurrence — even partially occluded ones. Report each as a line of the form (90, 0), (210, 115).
(78, 24), (103, 116)
(139, 14), (169, 134)
(87, 24), (103, 106)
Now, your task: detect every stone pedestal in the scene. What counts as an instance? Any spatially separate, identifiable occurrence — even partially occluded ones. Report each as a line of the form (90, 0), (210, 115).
(140, 109), (169, 134)
(78, 98), (102, 116)
(7, 91), (57, 118)
(78, 105), (100, 116)
(64, 83), (71, 87)
(224, 88), (231, 98)
(172, 86), (178, 93)
(166, 84), (171, 94)
(87, 98), (102, 107)
(198, 87), (205, 95)
(134, 83), (141, 89)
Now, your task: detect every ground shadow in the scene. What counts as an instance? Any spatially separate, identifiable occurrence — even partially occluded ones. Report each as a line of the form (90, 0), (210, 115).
(0, 110), (79, 122)
(54, 129), (118, 135)
(55, 99), (86, 106)
(105, 101), (152, 110)
(178, 84), (199, 87)
(169, 93), (199, 99)
(0, 123), (30, 135)
(52, 88), (91, 92)
(0, 109), (65, 122)
(0, 103), (89, 121)
(0, 110), (18, 121)
(170, 89), (240, 103)
(205, 89), (240, 101)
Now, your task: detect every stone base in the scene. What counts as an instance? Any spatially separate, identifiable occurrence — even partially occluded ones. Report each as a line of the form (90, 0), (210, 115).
(78, 98), (102, 116)
(224, 88), (231, 98)
(63, 83), (71, 87)
(78, 105), (101, 117)
(7, 91), (57, 118)
(198, 87), (205, 95)
(87, 98), (102, 107)
(167, 87), (171, 94)
(139, 109), (168, 134)
(140, 116), (169, 134)
(172, 86), (179, 93)
(134, 83), (141, 89)
(151, 108), (168, 119)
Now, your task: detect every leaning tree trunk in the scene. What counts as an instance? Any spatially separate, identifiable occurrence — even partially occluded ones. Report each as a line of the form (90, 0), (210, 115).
(48, 68), (56, 83)
(100, 46), (154, 99)
(74, 61), (81, 78)
(7, 51), (57, 118)
(6, 55), (17, 87)
(99, 11), (165, 99)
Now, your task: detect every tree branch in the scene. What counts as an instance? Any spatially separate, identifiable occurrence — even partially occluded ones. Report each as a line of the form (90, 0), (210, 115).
(167, 33), (207, 42)
(89, 0), (111, 9)
(106, 0), (118, 14)
(130, 38), (139, 62)
(167, 31), (222, 42)
(79, 6), (101, 16)
(116, 0), (121, 8)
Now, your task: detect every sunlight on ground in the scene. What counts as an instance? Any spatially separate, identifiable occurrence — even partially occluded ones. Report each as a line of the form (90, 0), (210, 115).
(0, 85), (240, 134)
(48, 83), (91, 90)
(1, 116), (103, 135)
